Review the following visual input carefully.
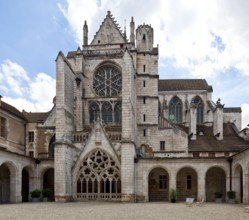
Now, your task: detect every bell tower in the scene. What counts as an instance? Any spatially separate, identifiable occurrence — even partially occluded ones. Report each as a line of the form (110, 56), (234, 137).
(136, 24), (154, 52)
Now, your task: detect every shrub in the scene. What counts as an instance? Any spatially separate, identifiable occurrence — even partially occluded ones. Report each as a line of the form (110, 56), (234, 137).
(214, 192), (222, 198)
(227, 191), (236, 199)
(42, 188), (52, 198)
(170, 189), (177, 202)
(30, 189), (41, 198)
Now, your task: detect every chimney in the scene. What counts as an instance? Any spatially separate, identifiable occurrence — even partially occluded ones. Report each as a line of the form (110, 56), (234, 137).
(213, 99), (224, 140)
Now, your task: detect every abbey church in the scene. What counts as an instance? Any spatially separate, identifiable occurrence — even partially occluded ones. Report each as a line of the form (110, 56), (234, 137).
(1, 11), (249, 203)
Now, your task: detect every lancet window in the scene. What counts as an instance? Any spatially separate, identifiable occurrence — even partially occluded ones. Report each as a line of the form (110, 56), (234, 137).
(89, 102), (100, 123)
(169, 96), (182, 123)
(88, 101), (122, 125)
(192, 96), (203, 124)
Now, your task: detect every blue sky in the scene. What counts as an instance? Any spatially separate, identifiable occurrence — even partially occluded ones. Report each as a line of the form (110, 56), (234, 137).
(0, 0), (249, 128)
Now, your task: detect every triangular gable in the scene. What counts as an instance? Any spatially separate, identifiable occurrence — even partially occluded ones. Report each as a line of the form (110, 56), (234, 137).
(73, 120), (120, 172)
(91, 11), (126, 45)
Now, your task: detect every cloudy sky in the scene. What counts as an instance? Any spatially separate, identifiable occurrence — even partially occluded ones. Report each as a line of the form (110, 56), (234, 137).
(0, 0), (248, 128)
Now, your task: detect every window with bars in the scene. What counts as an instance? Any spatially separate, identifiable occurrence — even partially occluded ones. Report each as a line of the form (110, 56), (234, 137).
(28, 131), (34, 142)
(169, 96), (182, 123)
(0, 117), (6, 138)
(160, 141), (165, 151)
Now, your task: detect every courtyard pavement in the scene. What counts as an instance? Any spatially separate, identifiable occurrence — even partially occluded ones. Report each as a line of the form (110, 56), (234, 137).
(0, 201), (249, 220)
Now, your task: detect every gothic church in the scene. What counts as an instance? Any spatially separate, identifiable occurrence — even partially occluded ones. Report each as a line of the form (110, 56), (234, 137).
(1, 11), (249, 203)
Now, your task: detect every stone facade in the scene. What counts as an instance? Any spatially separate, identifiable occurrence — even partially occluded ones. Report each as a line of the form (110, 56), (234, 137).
(0, 11), (249, 204)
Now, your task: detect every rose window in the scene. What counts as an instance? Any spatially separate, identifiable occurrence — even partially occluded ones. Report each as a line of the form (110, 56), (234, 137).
(93, 65), (122, 97)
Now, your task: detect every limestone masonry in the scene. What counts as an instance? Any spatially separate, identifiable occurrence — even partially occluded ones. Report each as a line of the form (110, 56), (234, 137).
(0, 11), (249, 204)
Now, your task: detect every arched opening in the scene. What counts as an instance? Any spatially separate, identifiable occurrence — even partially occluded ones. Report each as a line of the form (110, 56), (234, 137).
(0, 164), (10, 203)
(148, 168), (169, 201)
(169, 96), (182, 123)
(176, 167), (198, 201)
(77, 149), (121, 200)
(43, 168), (54, 201)
(49, 135), (55, 159)
(21, 168), (29, 202)
(205, 167), (226, 202)
(234, 165), (243, 203)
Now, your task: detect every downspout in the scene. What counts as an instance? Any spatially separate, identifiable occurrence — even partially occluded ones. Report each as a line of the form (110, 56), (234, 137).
(134, 157), (138, 203)
(227, 157), (233, 191)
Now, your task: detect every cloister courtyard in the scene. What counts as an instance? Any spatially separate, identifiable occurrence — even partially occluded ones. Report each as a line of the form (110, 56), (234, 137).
(0, 202), (248, 220)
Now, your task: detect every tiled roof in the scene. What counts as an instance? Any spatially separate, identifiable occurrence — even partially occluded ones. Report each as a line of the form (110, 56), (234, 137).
(0, 101), (27, 121)
(22, 111), (50, 123)
(188, 123), (249, 152)
(158, 79), (213, 92)
(223, 107), (242, 113)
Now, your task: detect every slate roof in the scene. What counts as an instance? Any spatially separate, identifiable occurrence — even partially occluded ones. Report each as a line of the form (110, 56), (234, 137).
(0, 100), (27, 121)
(22, 111), (50, 123)
(158, 79), (213, 92)
(188, 123), (249, 152)
(223, 107), (242, 113)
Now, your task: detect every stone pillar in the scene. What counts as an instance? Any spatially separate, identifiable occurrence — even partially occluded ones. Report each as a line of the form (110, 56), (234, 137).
(197, 172), (205, 201)
(213, 100), (224, 140)
(14, 167), (22, 203)
(55, 52), (75, 202)
(169, 170), (177, 192)
(243, 173), (249, 203)
(189, 104), (197, 140)
(121, 142), (136, 202)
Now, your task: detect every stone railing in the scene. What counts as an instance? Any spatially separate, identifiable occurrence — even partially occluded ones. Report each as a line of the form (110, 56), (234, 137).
(106, 131), (122, 142)
(77, 193), (121, 200)
(73, 132), (89, 143)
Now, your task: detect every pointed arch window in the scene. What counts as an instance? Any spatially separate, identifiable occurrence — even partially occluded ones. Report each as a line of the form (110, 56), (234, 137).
(114, 101), (122, 124)
(89, 102), (99, 123)
(192, 96), (203, 124)
(77, 150), (121, 199)
(102, 102), (112, 124)
(169, 96), (182, 123)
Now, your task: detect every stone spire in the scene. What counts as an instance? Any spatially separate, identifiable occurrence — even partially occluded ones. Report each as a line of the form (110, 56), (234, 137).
(83, 20), (88, 46)
(130, 16), (135, 44)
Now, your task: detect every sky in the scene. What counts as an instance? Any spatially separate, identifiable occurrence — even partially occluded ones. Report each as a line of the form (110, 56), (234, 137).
(0, 0), (249, 129)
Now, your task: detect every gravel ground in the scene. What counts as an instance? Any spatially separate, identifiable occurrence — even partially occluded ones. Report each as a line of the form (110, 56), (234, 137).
(0, 202), (248, 220)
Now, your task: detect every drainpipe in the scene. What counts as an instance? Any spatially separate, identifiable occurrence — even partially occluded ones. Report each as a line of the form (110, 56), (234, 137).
(227, 157), (233, 191)
(134, 157), (138, 203)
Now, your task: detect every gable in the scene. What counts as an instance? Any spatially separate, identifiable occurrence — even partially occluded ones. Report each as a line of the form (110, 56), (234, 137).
(91, 11), (126, 45)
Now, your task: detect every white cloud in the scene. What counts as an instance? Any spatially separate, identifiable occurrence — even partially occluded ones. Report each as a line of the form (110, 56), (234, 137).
(0, 59), (30, 96)
(1, 60), (55, 112)
(59, 0), (249, 78)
